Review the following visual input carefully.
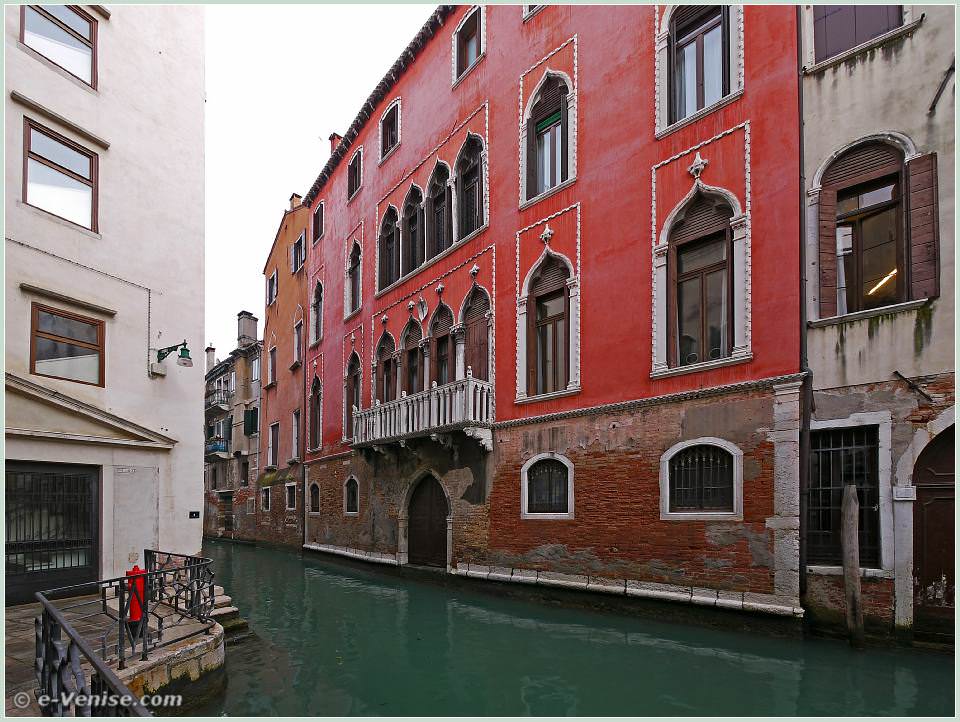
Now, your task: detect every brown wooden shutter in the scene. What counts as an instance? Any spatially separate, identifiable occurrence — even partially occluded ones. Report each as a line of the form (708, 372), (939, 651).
(431, 307), (453, 337)
(531, 256), (570, 295)
(404, 321), (422, 348)
(822, 143), (901, 187)
(464, 289), (490, 323)
(818, 188), (838, 318)
(670, 194), (733, 246)
(907, 152), (940, 300)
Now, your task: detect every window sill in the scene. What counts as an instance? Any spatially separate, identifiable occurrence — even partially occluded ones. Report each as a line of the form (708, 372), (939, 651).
(378, 143), (400, 166)
(344, 511), (359, 518)
(808, 298), (930, 328)
(289, 360), (302, 371)
(452, 52), (485, 90)
(312, 232), (324, 246)
(802, 17), (924, 77)
(343, 308), (361, 323)
(292, 264), (304, 275)
(650, 352), (752, 379)
(520, 176), (577, 211)
(19, 201), (101, 238)
(287, 458), (300, 466)
(661, 510), (742, 522)
(309, 339), (321, 349)
(521, 511), (574, 520)
(522, 6), (545, 22)
(17, 43), (99, 95)
(806, 565), (893, 579)
(347, 187), (362, 204)
(263, 381), (276, 390)
(515, 386), (580, 405)
(655, 89), (744, 140)
(263, 465), (277, 472)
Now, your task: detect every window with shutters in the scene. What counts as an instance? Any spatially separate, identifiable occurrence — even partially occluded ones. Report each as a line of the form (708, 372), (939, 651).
(813, 5), (902, 63)
(344, 352), (361, 439)
(311, 283), (323, 344)
(426, 164), (453, 260)
(430, 305), (454, 387)
(454, 7), (483, 81)
(267, 347), (276, 385)
(527, 256), (570, 396)
(312, 202), (324, 243)
(380, 101), (400, 160)
(456, 136), (484, 239)
(309, 483), (320, 513)
(241, 460), (249, 487)
(378, 208), (401, 289)
(291, 233), (305, 273)
(347, 148), (362, 199)
(403, 187), (426, 274)
(521, 453), (574, 519)
(524, 74), (571, 202)
(816, 140), (938, 319)
(344, 477), (359, 515)
(660, 438), (743, 520)
(401, 321), (423, 394)
(243, 407), (259, 436)
(346, 242), (362, 315)
(375, 334), (397, 403)
(309, 378), (322, 449)
(668, 193), (733, 368)
(462, 286), (490, 380)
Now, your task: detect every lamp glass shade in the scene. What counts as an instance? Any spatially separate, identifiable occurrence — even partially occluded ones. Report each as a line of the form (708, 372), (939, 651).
(177, 346), (193, 367)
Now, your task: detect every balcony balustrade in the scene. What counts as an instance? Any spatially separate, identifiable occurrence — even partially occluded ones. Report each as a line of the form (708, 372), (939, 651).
(205, 437), (228, 455)
(205, 388), (233, 412)
(353, 374), (493, 447)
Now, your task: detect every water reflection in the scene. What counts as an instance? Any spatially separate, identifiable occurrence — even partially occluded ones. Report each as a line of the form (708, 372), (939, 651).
(200, 540), (953, 717)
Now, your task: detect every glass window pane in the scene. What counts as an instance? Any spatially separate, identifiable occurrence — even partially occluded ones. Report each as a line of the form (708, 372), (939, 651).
(24, 8), (92, 83)
(44, 6), (92, 39)
(35, 338), (99, 384)
(677, 40), (697, 119)
(678, 277), (701, 366)
(30, 130), (91, 178)
(703, 25), (723, 107)
(27, 159), (92, 228)
(859, 183), (896, 208)
(836, 224), (854, 315)
(37, 310), (98, 343)
(554, 123), (563, 182)
(538, 324), (554, 393)
(705, 270), (727, 360)
(837, 191), (859, 216)
(556, 317), (566, 388)
(678, 238), (725, 273)
(537, 292), (564, 320)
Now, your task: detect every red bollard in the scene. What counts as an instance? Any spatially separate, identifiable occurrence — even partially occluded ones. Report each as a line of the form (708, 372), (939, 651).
(126, 565), (145, 622)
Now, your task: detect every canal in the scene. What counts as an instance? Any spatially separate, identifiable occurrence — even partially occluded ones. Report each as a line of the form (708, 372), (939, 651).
(198, 540), (953, 716)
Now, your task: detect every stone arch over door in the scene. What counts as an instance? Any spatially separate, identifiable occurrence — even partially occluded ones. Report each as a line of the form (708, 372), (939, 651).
(397, 471), (452, 570)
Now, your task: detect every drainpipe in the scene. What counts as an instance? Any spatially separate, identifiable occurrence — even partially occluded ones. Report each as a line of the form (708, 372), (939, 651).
(796, 5), (810, 598)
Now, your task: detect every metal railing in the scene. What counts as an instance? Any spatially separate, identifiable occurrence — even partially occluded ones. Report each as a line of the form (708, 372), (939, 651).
(34, 549), (216, 716)
(205, 437), (228, 454)
(204, 389), (233, 409)
(353, 372), (493, 445)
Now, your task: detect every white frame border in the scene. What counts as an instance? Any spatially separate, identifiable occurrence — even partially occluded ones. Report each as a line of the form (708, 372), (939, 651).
(659, 437), (744, 521)
(521, 452), (575, 520)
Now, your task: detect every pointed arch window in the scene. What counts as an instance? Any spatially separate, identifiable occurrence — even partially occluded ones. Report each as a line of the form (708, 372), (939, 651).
(527, 256), (570, 395)
(462, 287), (490, 380)
(426, 165), (453, 259)
(526, 75), (569, 200)
(309, 377), (322, 450)
(457, 137), (484, 239)
(431, 306), (454, 387)
(344, 477), (359, 515)
(344, 353), (361, 439)
(311, 282), (323, 344)
(376, 334), (397, 403)
(347, 243), (361, 314)
(309, 483), (320, 513)
(401, 321), (423, 394)
(378, 208), (400, 289)
(403, 187), (426, 274)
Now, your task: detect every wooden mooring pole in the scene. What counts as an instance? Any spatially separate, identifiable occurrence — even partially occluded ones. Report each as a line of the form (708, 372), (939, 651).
(841, 483), (865, 648)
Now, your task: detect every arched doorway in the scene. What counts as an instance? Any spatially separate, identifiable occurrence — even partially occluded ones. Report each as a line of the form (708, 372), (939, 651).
(913, 424), (954, 638)
(408, 475), (448, 567)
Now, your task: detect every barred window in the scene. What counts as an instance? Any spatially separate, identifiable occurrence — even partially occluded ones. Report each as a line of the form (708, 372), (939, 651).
(808, 426), (880, 567)
(526, 458), (569, 515)
(668, 444), (733, 512)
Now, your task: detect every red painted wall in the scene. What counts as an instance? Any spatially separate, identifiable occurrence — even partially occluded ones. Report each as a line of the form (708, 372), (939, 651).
(304, 5), (800, 461)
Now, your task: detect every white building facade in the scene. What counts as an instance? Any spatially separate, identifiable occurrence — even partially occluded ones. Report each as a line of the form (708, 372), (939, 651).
(5, 5), (205, 602)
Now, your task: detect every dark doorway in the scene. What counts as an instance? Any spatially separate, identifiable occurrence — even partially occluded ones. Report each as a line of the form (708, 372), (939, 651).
(408, 476), (448, 567)
(6, 462), (99, 604)
(913, 425), (954, 640)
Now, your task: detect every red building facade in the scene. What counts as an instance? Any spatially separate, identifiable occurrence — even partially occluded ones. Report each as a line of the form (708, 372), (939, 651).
(299, 5), (803, 615)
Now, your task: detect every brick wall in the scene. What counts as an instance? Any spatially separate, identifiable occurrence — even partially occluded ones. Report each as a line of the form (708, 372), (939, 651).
(804, 573), (896, 633)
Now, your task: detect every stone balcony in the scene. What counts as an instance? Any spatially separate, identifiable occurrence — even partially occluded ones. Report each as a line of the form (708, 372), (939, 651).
(353, 372), (493, 450)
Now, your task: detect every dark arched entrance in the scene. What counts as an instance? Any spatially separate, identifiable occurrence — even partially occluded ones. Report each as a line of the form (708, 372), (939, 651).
(408, 476), (448, 567)
(913, 424), (954, 639)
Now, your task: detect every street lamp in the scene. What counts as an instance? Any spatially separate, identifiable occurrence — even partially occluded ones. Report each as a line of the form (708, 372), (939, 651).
(156, 340), (193, 367)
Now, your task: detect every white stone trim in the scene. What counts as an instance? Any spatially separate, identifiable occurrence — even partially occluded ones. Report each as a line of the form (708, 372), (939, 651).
(397, 470), (454, 570)
(659, 437), (744, 521)
(521, 5), (545, 22)
(304, 542), (400, 566)
(655, 5), (745, 135)
(810, 411), (894, 572)
(343, 475), (360, 516)
(451, 5), (486, 86)
(311, 200), (325, 245)
(342, 220), (364, 321)
(346, 145), (364, 201)
(310, 280), (324, 345)
(800, 5), (919, 71)
(768, 380), (802, 600)
(520, 452), (575, 520)
(284, 481), (297, 510)
(377, 97), (401, 163)
(342, 348), (362, 442)
(809, 131), (918, 193)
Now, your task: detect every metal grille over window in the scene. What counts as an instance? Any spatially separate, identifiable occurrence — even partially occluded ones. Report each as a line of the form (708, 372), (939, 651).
(527, 459), (569, 514)
(808, 426), (881, 567)
(668, 444), (734, 512)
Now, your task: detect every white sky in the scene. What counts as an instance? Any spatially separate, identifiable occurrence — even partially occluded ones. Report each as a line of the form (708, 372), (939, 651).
(204, 4), (434, 357)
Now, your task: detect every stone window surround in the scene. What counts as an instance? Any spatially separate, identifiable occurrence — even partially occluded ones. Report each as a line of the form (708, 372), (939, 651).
(347, 145), (363, 201)
(520, 452), (575, 520)
(799, 5), (921, 74)
(378, 97), (402, 164)
(312, 200), (325, 245)
(285, 481), (297, 511)
(344, 476), (360, 516)
(519, 66), (578, 208)
(654, 5), (745, 137)
(808, 410), (894, 574)
(342, 350), (362, 443)
(659, 437), (744, 521)
(260, 485), (271, 511)
(343, 229), (363, 322)
(451, 5), (486, 87)
(310, 280), (324, 346)
(308, 482), (321, 514)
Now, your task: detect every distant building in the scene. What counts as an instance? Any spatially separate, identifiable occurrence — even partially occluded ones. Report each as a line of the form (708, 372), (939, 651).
(4, 5), (205, 602)
(203, 312), (262, 540)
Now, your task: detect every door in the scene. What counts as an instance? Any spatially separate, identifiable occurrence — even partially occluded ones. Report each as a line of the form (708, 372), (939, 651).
(913, 425), (954, 639)
(6, 463), (99, 604)
(408, 476), (448, 567)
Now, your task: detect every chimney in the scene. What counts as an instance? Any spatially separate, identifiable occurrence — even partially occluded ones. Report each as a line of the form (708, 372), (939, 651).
(329, 132), (343, 153)
(289, 192), (302, 211)
(237, 311), (258, 349)
(205, 345), (216, 374)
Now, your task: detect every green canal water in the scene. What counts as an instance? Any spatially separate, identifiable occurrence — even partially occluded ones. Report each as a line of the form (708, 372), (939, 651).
(198, 540), (953, 716)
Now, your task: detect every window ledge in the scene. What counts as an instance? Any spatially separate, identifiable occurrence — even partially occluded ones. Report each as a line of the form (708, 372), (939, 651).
(309, 339), (321, 349)
(378, 143), (400, 166)
(344, 511), (359, 518)
(263, 381), (276, 390)
(263, 464), (277, 472)
(661, 511), (742, 522)
(655, 89), (745, 140)
(312, 232), (325, 246)
(347, 186), (362, 204)
(452, 52), (485, 90)
(308, 511), (321, 516)
(806, 565), (893, 579)
(289, 360), (302, 371)
(808, 299), (930, 328)
(287, 457), (300, 466)
(522, 6), (546, 22)
(650, 352), (752, 380)
(292, 264), (304, 275)
(343, 308), (361, 322)
(18, 201), (101, 237)
(520, 176), (577, 211)
(802, 17), (924, 77)
(521, 511), (574, 520)
(515, 386), (581, 405)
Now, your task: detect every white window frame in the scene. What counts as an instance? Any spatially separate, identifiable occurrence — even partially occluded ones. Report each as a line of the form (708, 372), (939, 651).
(260, 486), (271, 511)
(520, 66), (578, 208)
(247, 498), (255, 515)
(520, 452), (575, 520)
(268, 421), (279, 466)
(229, 370), (236, 392)
(251, 354), (260, 382)
(291, 232), (305, 273)
(451, 5), (486, 85)
(308, 482), (321, 514)
(344, 240), (363, 319)
(378, 98), (402, 163)
(291, 409), (300, 461)
(522, 5), (545, 22)
(268, 346), (277, 384)
(293, 320), (303, 364)
(285, 482), (297, 511)
(312, 201), (325, 244)
(347, 147), (363, 200)
(344, 476), (360, 516)
(659, 437), (744, 521)
(310, 282), (324, 344)
(266, 269), (278, 305)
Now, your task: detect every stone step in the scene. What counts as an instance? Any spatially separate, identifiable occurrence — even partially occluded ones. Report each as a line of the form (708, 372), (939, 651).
(214, 585), (225, 597)
(213, 594), (232, 608)
(210, 605), (239, 620)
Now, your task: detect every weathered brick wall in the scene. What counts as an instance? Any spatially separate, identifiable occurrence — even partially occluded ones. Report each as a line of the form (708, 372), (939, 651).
(804, 573), (895, 632)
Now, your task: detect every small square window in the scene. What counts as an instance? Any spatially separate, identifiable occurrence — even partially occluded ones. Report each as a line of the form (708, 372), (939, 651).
(24, 120), (98, 230)
(30, 302), (104, 386)
(21, 5), (97, 87)
(260, 487), (271, 511)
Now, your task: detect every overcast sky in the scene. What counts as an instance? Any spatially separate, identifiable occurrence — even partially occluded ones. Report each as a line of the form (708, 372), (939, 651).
(204, 4), (433, 357)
